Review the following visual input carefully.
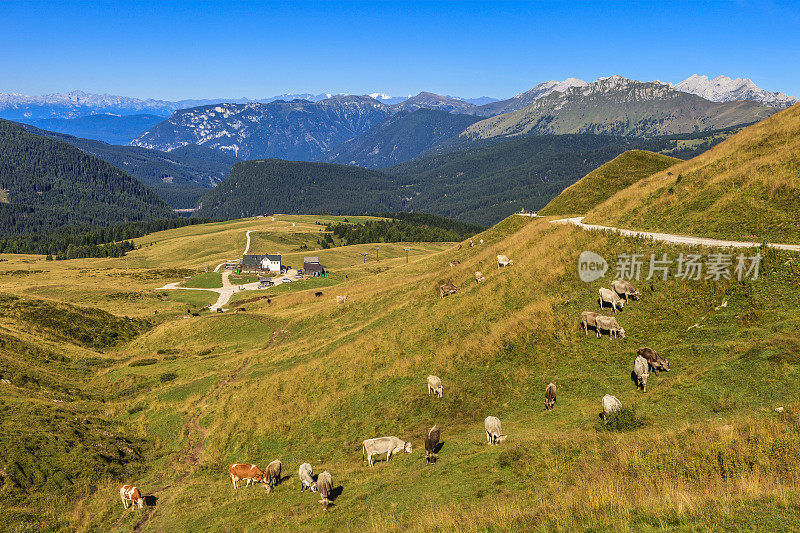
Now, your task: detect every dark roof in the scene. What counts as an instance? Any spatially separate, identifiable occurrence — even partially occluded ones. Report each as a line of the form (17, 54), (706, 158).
(304, 262), (326, 273)
(265, 254), (281, 262)
(241, 254), (263, 266)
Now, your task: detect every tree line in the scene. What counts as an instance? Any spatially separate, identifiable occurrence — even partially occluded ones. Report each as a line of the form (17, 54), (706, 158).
(318, 213), (483, 248)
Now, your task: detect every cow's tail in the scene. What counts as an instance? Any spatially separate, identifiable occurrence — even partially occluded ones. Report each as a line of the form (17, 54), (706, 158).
(361, 442), (365, 464)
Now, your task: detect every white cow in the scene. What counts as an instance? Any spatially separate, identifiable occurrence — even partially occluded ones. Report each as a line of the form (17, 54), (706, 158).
(427, 375), (443, 398)
(595, 315), (625, 338)
(497, 255), (513, 268)
(598, 288), (625, 313)
(336, 295), (348, 304)
(602, 394), (622, 421)
(362, 436), (412, 466)
(633, 355), (649, 392)
(484, 416), (507, 445)
(298, 462), (317, 492)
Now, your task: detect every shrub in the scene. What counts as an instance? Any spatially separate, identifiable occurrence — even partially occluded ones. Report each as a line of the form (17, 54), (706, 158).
(159, 372), (177, 383)
(599, 407), (649, 432)
(129, 358), (157, 367)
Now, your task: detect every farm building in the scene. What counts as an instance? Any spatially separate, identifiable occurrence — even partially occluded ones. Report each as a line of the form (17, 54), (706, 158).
(303, 256), (328, 277)
(241, 253), (281, 273)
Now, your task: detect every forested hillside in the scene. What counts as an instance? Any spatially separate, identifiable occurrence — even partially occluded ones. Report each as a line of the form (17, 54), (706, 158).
(324, 109), (480, 168)
(0, 120), (174, 236)
(194, 159), (402, 219)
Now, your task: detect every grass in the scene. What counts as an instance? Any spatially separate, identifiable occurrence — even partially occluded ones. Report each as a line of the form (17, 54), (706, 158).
(538, 150), (680, 216)
(2, 212), (800, 531)
(180, 272), (222, 289)
(585, 104), (800, 244)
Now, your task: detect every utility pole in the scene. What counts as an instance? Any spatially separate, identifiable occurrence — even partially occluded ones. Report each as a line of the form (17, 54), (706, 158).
(360, 252), (368, 264)
(374, 246), (381, 262)
(403, 247), (411, 263)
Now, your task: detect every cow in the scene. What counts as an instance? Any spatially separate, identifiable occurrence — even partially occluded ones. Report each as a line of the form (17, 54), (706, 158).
(469, 239), (475, 248)
(602, 394), (622, 421)
(595, 315), (625, 338)
(229, 463), (266, 489)
(264, 459), (282, 493)
(449, 260), (461, 267)
(317, 471), (333, 510)
(119, 485), (144, 509)
(427, 375), (443, 398)
(475, 271), (485, 284)
(544, 382), (557, 411)
(314, 291), (323, 297)
(439, 283), (458, 298)
(633, 355), (649, 392)
(637, 347), (670, 374)
(484, 416), (507, 445)
(362, 436), (412, 466)
(598, 288), (625, 313)
(336, 295), (348, 304)
(298, 462), (317, 492)
(497, 255), (513, 268)
(580, 311), (601, 336)
(611, 279), (641, 301)
(424, 425), (440, 465)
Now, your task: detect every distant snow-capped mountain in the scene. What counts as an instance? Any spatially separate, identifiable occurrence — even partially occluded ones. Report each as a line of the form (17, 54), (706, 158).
(673, 75), (797, 108)
(470, 78), (588, 116)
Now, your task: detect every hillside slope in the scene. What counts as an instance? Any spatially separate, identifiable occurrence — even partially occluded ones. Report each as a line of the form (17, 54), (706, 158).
(324, 109), (480, 168)
(538, 150), (680, 216)
(0, 120), (173, 236)
(585, 103), (800, 244)
(463, 76), (776, 140)
(26, 113), (164, 145)
(21, 124), (237, 209)
(194, 159), (402, 219)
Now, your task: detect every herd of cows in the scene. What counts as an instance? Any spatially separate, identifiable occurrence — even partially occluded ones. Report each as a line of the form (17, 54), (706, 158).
(118, 249), (675, 518)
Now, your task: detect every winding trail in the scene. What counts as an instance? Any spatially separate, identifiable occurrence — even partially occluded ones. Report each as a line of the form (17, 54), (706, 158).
(550, 216), (800, 252)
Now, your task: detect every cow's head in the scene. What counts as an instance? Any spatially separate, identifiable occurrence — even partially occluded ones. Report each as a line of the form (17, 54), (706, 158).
(660, 359), (671, 372)
(496, 434), (508, 443)
(618, 299), (625, 309)
(632, 290), (641, 300)
(404, 441), (413, 453)
(310, 481), (318, 493)
(545, 398), (555, 411)
(618, 328), (626, 338)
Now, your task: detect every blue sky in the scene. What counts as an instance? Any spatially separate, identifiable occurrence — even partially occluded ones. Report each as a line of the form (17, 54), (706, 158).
(1, 1), (798, 100)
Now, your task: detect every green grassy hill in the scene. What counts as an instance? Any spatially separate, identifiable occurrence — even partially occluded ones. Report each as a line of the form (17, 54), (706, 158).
(538, 150), (680, 216)
(585, 103), (800, 244)
(0, 120), (174, 236)
(1, 210), (799, 531)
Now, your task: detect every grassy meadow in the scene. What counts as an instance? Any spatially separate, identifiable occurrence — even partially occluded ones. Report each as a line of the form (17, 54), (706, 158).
(2, 211), (799, 531)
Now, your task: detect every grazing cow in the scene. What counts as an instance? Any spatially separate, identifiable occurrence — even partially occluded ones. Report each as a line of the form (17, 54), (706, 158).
(362, 436), (412, 467)
(119, 485), (144, 509)
(580, 311), (601, 336)
(544, 382), (557, 411)
(425, 425), (440, 465)
(469, 239), (475, 248)
(633, 355), (649, 392)
(264, 459), (282, 493)
(598, 288), (625, 313)
(314, 291), (323, 297)
(229, 463), (265, 489)
(496, 255), (513, 268)
(317, 471), (333, 510)
(637, 347), (670, 374)
(602, 394), (622, 421)
(336, 295), (348, 304)
(475, 271), (485, 284)
(595, 315), (625, 339)
(449, 260), (461, 267)
(479, 239), (484, 245)
(484, 416), (507, 445)
(298, 462), (317, 492)
(427, 375), (443, 398)
(439, 283), (458, 298)
(611, 279), (641, 301)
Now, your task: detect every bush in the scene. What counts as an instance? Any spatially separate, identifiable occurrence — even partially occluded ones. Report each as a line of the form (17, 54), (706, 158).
(599, 407), (649, 432)
(159, 372), (177, 383)
(127, 404), (146, 415)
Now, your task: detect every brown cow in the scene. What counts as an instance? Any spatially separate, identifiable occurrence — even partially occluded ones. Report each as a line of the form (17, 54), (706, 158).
(229, 463), (265, 489)
(317, 471), (333, 510)
(264, 459), (282, 493)
(424, 425), (440, 465)
(120, 484), (144, 509)
(544, 382), (557, 411)
(637, 347), (670, 374)
(449, 260), (461, 268)
(439, 283), (458, 298)
(611, 279), (641, 301)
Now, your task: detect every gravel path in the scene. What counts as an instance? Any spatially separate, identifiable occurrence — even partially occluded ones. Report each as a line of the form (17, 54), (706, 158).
(550, 216), (800, 252)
